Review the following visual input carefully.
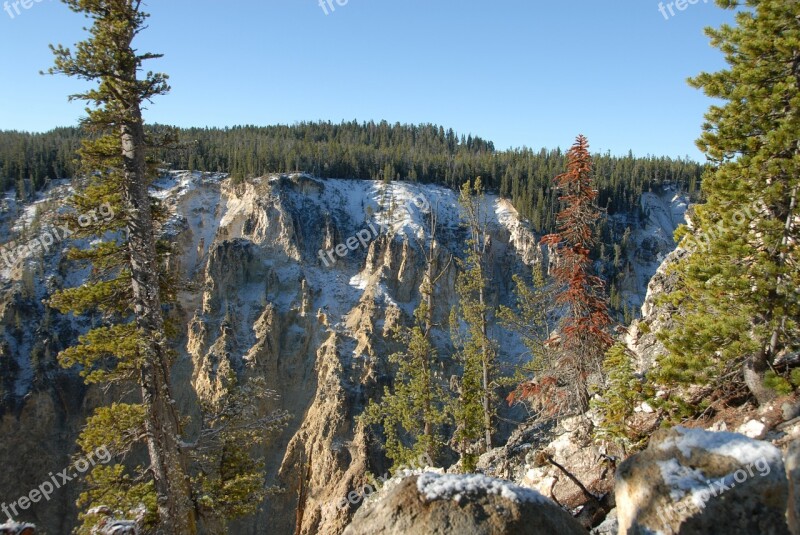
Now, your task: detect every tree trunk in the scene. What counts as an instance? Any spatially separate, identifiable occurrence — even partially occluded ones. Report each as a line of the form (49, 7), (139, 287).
(479, 284), (492, 451)
(768, 184), (797, 354)
(423, 262), (435, 459)
(743, 350), (777, 406)
(752, 183), (797, 405)
(120, 111), (197, 534)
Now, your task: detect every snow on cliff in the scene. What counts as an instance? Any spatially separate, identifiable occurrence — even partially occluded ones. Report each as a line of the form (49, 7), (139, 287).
(0, 172), (683, 401)
(615, 185), (688, 312)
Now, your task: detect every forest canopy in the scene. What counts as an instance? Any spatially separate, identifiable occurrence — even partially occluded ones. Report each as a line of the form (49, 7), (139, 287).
(0, 120), (705, 233)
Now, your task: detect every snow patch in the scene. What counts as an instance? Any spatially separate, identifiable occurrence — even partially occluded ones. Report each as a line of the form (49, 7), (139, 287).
(0, 521), (37, 533)
(657, 426), (783, 467)
(657, 458), (709, 505)
(416, 472), (547, 505)
(612, 185), (689, 313)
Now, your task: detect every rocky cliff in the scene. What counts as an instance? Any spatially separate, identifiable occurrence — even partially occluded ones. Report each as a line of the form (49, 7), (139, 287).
(0, 172), (682, 534)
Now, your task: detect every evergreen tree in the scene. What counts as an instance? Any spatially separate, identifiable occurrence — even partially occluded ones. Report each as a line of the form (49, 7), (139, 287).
(541, 136), (613, 413)
(593, 343), (649, 450)
(361, 300), (449, 468)
(47, 2), (288, 532)
(656, 0), (800, 407)
(47, 1), (195, 529)
(498, 263), (555, 408)
(450, 178), (497, 470)
(361, 206), (451, 467)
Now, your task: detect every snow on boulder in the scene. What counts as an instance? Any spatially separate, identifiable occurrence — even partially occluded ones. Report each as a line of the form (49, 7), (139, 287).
(616, 426), (789, 534)
(415, 472), (548, 504)
(342, 473), (586, 535)
(0, 522), (35, 535)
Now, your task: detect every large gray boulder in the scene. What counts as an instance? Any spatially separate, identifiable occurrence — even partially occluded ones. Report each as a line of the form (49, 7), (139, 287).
(616, 426), (789, 534)
(786, 438), (800, 535)
(342, 472), (586, 535)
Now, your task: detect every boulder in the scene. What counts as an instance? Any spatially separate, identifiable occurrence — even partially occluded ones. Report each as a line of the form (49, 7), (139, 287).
(478, 416), (614, 512)
(342, 473), (587, 535)
(0, 523), (35, 535)
(738, 419), (768, 439)
(616, 426), (789, 534)
(786, 438), (800, 535)
(590, 508), (618, 535)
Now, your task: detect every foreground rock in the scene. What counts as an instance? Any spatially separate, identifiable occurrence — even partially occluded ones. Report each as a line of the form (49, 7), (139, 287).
(0, 523), (35, 535)
(478, 415), (616, 528)
(786, 438), (800, 535)
(342, 473), (586, 535)
(616, 426), (789, 534)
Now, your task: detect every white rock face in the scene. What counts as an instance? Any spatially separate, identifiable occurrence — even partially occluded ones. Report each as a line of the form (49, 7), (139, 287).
(0, 172), (680, 535)
(615, 186), (688, 313)
(624, 246), (690, 374)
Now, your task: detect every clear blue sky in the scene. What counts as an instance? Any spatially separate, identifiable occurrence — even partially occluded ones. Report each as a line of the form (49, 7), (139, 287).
(0, 0), (736, 161)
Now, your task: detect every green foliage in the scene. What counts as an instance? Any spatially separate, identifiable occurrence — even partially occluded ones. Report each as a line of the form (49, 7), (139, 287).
(593, 343), (650, 448)
(77, 403), (146, 457)
(191, 375), (290, 531)
(57, 323), (142, 384)
(498, 264), (553, 390)
(764, 370), (794, 396)
(497, 263), (561, 414)
(361, 299), (450, 468)
(655, 0), (800, 410)
(74, 404), (157, 533)
(449, 178), (498, 471)
(76, 465), (158, 535)
(764, 368), (800, 396)
(50, 275), (132, 316)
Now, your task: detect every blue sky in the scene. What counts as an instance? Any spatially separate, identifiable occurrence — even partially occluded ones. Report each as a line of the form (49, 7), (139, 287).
(0, 0), (736, 160)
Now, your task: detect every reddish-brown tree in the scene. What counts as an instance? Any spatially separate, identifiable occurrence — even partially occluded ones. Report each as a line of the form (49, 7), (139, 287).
(538, 135), (613, 413)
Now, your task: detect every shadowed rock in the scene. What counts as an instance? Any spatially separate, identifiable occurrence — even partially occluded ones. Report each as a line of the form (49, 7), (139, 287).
(342, 472), (587, 535)
(616, 426), (789, 535)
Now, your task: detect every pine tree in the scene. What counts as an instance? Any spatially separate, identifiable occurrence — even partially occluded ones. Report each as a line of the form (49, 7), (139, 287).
(656, 0), (800, 407)
(47, 2), (288, 532)
(593, 343), (649, 450)
(498, 263), (555, 408)
(361, 205), (451, 467)
(541, 136), (613, 413)
(361, 299), (449, 468)
(450, 177), (497, 469)
(46, 1), (194, 529)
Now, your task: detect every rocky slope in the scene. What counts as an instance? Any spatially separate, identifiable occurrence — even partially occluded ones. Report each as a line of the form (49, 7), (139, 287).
(0, 172), (683, 534)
